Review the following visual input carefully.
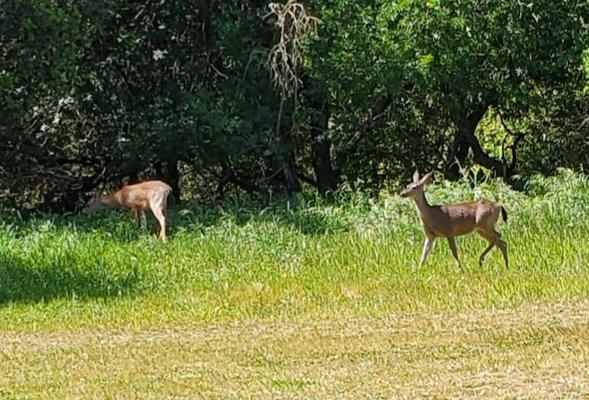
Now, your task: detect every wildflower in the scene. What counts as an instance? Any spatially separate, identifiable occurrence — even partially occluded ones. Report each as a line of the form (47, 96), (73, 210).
(152, 49), (168, 61)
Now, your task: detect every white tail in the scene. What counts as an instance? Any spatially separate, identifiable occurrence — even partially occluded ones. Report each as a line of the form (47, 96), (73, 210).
(400, 170), (508, 269)
(86, 180), (172, 241)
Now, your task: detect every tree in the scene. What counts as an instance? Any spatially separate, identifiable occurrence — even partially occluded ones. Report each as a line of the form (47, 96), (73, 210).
(1, 0), (587, 212)
(381, 0), (589, 180)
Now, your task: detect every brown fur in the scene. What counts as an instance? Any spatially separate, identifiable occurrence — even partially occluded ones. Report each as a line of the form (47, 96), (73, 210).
(86, 180), (172, 241)
(401, 171), (508, 268)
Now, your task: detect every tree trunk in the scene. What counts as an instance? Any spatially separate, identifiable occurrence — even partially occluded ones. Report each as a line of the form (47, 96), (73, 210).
(309, 102), (338, 196)
(445, 131), (471, 180)
(167, 161), (181, 203)
(282, 160), (301, 196)
(446, 104), (508, 180)
(155, 160), (181, 203)
(311, 138), (338, 196)
(276, 96), (301, 196)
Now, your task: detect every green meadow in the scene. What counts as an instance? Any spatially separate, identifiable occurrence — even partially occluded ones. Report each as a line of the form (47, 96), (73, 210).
(1, 170), (588, 399)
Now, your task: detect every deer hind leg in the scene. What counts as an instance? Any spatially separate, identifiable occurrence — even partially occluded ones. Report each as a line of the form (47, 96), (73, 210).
(151, 207), (166, 242)
(494, 230), (508, 268)
(476, 230), (495, 266)
(149, 192), (168, 242)
(480, 229), (508, 268)
(447, 236), (462, 270)
(419, 235), (436, 267)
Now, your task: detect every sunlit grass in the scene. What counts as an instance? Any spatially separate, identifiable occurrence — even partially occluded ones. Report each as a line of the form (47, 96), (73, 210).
(0, 169), (587, 332)
(1, 170), (588, 398)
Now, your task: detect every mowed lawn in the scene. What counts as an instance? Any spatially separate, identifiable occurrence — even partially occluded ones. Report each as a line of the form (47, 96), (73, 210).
(2, 303), (588, 399)
(1, 171), (588, 399)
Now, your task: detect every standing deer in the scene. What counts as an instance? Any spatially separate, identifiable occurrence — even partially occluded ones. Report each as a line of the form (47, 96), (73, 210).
(86, 180), (172, 241)
(400, 171), (508, 268)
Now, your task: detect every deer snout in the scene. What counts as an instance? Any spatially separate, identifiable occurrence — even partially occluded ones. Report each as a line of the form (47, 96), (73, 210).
(82, 205), (95, 215)
(83, 200), (101, 214)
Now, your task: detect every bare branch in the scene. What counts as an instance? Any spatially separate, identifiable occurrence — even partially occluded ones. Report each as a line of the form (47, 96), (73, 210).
(267, 1), (319, 94)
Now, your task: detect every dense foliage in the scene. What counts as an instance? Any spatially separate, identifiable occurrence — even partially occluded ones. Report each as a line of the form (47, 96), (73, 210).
(1, 170), (588, 313)
(1, 0), (588, 211)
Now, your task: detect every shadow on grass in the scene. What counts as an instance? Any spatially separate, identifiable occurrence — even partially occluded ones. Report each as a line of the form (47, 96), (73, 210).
(76, 204), (348, 238)
(0, 253), (144, 304)
(260, 207), (350, 235)
(1, 197), (352, 245)
(164, 199), (351, 237)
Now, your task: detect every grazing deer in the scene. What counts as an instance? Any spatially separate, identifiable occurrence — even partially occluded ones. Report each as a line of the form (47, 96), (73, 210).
(86, 180), (172, 241)
(400, 171), (508, 269)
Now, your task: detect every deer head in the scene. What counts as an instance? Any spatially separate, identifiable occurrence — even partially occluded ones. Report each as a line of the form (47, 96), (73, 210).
(83, 195), (112, 214)
(400, 170), (434, 199)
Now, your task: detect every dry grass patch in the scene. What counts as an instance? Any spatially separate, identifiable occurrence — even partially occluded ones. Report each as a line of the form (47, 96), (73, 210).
(1, 301), (588, 399)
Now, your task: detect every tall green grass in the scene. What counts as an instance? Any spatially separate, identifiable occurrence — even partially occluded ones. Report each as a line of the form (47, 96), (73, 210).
(0, 169), (588, 331)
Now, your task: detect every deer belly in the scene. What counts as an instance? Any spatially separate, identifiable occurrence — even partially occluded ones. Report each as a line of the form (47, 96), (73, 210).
(452, 220), (476, 236)
(128, 197), (150, 209)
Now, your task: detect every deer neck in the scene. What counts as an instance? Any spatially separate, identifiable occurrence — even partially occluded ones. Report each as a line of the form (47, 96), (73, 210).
(102, 194), (123, 209)
(413, 190), (433, 224)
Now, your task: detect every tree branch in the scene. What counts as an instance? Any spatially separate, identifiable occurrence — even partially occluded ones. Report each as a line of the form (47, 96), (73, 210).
(296, 171), (317, 187)
(499, 113), (524, 174)
(334, 94), (391, 171)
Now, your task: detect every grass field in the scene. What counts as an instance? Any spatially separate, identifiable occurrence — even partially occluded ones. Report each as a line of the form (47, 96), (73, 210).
(1, 170), (588, 399)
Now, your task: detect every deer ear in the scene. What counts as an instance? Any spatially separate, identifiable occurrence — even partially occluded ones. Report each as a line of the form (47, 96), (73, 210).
(421, 171), (434, 184)
(412, 169), (420, 183)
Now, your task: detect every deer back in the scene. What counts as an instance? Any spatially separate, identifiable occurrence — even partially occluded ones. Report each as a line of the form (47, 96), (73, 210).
(116, 181), (172, 209)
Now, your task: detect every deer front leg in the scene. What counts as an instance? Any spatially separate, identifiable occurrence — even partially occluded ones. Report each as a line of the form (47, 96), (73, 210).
(140, 209), (147, 230)
(447, 236), (462, 270)
(132, 208), (140, 227)
(419, 236), (436, 267)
